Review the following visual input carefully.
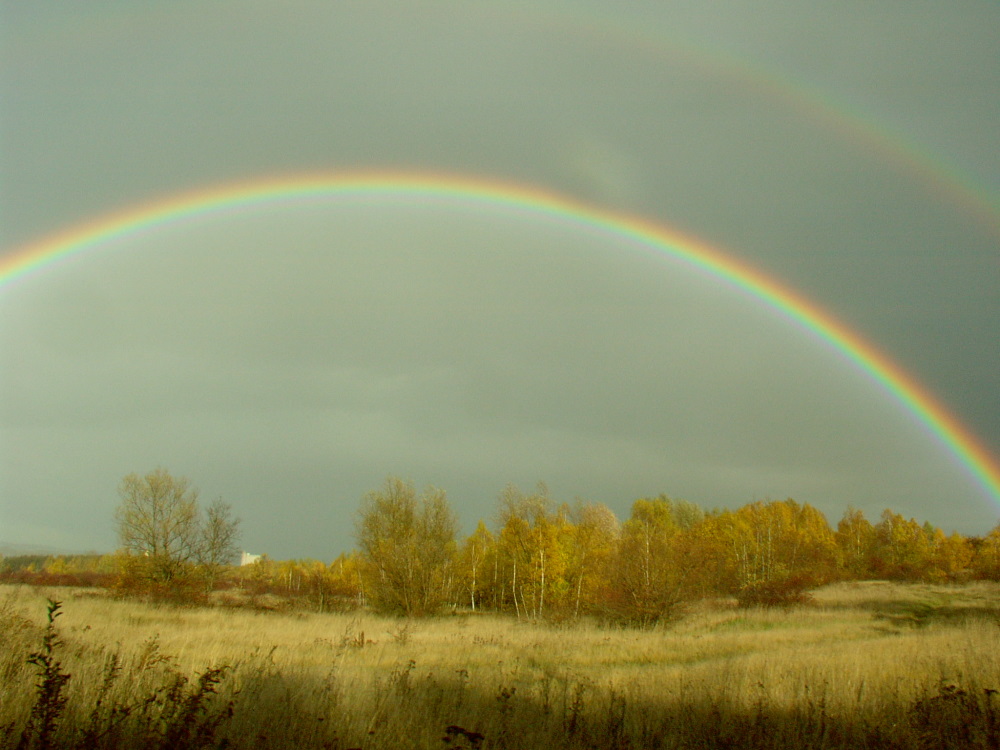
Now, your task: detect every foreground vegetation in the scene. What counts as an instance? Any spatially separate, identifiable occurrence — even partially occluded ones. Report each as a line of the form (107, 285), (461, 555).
(4, 581), (1000, 749)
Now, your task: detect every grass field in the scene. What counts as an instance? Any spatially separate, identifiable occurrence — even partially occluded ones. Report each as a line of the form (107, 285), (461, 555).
(4, 581), (1000, 748)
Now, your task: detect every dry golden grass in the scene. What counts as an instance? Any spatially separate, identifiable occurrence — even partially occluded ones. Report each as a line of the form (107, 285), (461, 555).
(3, 581), (1000, 748)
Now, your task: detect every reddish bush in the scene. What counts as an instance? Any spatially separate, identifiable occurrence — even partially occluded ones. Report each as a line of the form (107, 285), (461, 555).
(736, 577), (815, 608)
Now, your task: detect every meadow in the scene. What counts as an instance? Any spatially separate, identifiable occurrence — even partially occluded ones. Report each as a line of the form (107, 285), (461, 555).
(3, 581), (1000, 749)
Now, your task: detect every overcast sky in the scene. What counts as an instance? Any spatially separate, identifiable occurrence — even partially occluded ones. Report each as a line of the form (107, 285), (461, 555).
(1, 1), (998, 560)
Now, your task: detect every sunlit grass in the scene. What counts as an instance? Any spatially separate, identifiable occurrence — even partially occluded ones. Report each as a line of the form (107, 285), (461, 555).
(3, 581), (1000, 748)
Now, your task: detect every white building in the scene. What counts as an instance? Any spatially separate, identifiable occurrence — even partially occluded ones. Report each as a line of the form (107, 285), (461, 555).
(240, 551), (262, 566)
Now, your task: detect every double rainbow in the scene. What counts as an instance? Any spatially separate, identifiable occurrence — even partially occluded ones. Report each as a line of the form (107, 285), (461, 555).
(2, 171), (999, 508)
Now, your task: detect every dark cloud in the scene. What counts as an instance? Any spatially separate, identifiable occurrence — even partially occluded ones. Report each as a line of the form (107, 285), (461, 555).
(1, 1), (997, 557)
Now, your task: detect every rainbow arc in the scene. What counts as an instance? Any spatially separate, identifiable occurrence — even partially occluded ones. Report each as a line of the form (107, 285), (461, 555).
(2, 171), (998, 507)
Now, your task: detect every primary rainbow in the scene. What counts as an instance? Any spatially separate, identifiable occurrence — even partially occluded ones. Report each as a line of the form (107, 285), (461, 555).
(3, 171), (999, 507)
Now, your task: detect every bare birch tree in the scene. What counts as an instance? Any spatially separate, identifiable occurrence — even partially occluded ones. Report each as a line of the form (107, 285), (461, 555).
(114, 468), (240, 584)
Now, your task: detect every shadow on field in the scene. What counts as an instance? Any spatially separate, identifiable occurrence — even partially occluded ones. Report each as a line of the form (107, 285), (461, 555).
(221, 666), (1000, 750)
(871, 601), (1000, 629)
(814, 582), (1000, 630)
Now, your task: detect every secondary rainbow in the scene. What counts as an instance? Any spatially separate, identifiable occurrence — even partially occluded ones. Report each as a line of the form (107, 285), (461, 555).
(3, 171), (999, 506)
(484, 2), (1000, 242)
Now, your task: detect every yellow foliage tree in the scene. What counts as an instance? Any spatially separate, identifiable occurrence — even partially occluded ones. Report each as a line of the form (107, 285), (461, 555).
(457, 520), (496, 611)
(709, 499), (837, 605)
(971, 523), (1000, 580)
(870, 509), (933, 579)
(563, 501), (619, 618)
(927, 529), (973, 582)
(491, 484), (571, 619)
(835, 506), (877, 579)
(355, 477), (458, 616)
(609, 496), (691, 624)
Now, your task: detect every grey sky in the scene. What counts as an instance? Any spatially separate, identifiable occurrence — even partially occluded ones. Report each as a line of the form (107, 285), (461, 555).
(1, 1), (997, 559)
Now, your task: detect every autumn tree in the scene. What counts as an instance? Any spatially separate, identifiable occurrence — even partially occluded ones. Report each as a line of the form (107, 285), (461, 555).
(457, 520), (496, 611)
(114, 468), (240, 587)
(835, 506), (876, 579)
(324, 552), (365, 610)
(927, 529), (974, 582)
(869, 509), (933, 579)
(355, 477), (458, 616)
(491, 483), (570, 619)
(609, 496), (693, 625)
(709, 499), (837, 606)
(197, 497), (242, 587)
(971, 522), (1000, 580)
(563, 501), (619, 618)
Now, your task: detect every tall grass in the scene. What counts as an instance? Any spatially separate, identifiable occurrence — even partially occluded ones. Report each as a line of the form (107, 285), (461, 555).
(2, 581), (999, 748)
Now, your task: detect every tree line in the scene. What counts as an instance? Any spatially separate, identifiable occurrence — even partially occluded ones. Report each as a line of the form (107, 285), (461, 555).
(349, 477), (1000, 621)
(4, 470), (1000, 621)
